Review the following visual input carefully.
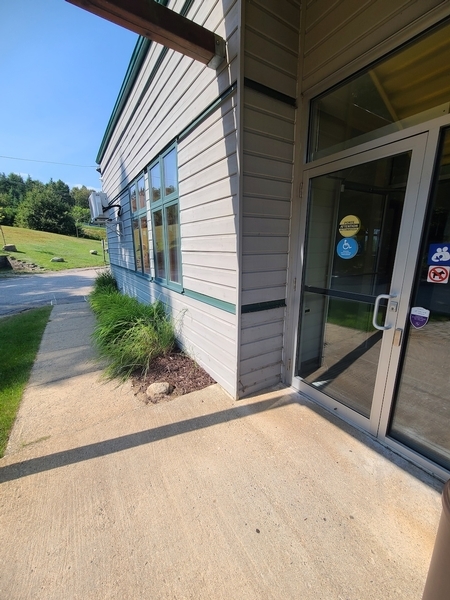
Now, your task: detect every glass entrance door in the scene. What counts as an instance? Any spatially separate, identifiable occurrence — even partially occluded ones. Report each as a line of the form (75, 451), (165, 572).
(384, 127), (450, 471)
(295, 135), (429, 434)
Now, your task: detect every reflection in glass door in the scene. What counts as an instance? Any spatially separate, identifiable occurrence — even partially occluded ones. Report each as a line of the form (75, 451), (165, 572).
(297, 151), (412, 418)
(389, 128), (450, 471)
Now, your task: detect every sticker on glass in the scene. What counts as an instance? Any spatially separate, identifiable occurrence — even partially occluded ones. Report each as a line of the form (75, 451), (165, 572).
(339, 215), (361, 237)
(428, 243), (450, 266)
(427, 265), (450, 284)
(336, 237), (358, 259)
(410, 307), (430, 329)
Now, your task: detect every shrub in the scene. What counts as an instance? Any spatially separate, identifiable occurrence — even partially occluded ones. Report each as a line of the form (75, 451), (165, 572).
(92, 270), (118, 295)
(89, 272), (175, 379)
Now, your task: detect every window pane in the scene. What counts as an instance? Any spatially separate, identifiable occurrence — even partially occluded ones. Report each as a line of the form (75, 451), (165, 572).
(150, 165), (161, 203)
(133, 217), (142, 272)
(163, 149), (177, 196)
(137, 176), (146, 210)
(140, 215), (151, 275)
(389, 127), (450, 470)
(166, 203), (181, 283)
(309, 21), (450, 161)
(297, 153), (410, 417)
(130, 185), (137, 213)
(153, 209), (166, 279)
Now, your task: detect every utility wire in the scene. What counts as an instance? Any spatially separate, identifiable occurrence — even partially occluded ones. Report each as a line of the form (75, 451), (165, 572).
(0, 154), (97, 168)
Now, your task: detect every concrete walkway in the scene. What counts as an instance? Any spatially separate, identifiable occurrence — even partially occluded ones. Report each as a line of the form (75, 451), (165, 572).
(0, 302), (444, 599)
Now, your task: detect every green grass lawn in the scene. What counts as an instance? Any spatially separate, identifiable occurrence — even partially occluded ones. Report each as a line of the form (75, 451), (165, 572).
(0, 225), (108, 271)
(0, 306), (52, 456)
(78, 224), (107, 241)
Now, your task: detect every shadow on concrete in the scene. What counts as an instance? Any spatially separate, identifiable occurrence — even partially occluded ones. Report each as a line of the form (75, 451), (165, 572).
(0, 396), (283, 483)
(1, 388), (444, 493)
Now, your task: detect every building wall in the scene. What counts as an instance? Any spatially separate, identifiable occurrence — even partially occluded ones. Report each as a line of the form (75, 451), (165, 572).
(102, 0), (241, 397)
(301, 0), (449, 94)
(238, 0), (301, 396)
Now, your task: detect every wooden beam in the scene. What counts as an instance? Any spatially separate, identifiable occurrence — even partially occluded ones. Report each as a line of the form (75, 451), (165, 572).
(66, 0), (225, 68)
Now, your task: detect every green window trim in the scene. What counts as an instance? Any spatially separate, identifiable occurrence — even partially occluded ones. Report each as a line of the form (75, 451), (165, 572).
(149, 144), (183, 292)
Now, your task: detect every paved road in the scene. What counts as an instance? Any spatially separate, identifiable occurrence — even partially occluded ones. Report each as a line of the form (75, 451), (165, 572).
(0, 267), (103, 317)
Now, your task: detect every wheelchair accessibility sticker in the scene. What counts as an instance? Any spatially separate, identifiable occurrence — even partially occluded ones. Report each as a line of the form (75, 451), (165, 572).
(336, 237), (358, 259)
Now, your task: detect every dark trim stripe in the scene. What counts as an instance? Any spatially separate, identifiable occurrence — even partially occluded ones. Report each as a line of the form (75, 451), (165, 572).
(183, 289), (236, 314)
(177, 82), (237, 142)
(244, 77), (296, 107)
(241, 299), (286, 314)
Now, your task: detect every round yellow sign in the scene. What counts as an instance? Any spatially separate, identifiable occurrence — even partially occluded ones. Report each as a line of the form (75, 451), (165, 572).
(339, 215), (361, 237)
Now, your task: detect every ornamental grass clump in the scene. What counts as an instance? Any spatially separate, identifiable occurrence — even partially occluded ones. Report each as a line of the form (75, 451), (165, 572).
(89, 272), (175, 379)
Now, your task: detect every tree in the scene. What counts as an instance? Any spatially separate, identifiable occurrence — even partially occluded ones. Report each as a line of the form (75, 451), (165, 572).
(72, 205), (91, 224)
(48, 179), (74, 206)
(0, 173), (26, 205)
(0, 192), (18, 225)
(71, 185), (92, 209)
(15, 187), (76, 236)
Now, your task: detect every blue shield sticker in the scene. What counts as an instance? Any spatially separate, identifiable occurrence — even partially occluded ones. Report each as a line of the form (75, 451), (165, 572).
(410, 307), (430, 329)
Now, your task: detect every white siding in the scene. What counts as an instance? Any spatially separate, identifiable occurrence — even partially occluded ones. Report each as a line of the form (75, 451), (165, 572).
(178, 93), (238, 305)
(100, 0), (239, 200)
(239, 0), (300, 394)
(102, 0), (241, 397)
(239, 307), (285, 396)
(302, 0), (449, 92)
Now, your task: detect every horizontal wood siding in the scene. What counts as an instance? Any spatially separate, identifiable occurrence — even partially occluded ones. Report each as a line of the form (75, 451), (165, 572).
(100, 0), (239, 201)
(100, 0), (241, 397)
(178, 93), (238, 305)
(244, 0), (301, 97)
(111, 265), (237, 397)
(302, 0), (449, 92)
(239, 0), (300, 394)
(239, 307), (286, 395)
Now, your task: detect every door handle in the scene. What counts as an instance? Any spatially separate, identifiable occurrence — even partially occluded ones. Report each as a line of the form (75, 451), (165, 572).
(372, 294), (396, 331)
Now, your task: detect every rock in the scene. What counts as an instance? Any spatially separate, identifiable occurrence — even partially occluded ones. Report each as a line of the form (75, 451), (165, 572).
(50, 257), (65, 263)
(146, 381), (173, 403)
(90, 250), (98, 255)
(3, 244), (17, 252)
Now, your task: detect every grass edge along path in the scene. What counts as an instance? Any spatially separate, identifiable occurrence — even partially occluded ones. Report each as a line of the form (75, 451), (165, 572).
(0, 306), (52, 457)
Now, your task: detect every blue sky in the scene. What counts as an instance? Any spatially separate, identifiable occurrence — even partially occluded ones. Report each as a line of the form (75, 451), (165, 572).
(0, 0), (138, 190)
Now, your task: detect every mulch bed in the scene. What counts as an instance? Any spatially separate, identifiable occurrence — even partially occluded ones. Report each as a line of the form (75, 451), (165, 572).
(131, 347), (216, 404)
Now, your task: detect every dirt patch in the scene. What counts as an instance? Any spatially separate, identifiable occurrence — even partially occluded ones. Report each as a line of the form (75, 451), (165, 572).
(131, 348), (215, 404)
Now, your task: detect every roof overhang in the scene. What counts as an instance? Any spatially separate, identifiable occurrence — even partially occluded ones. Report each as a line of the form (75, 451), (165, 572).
(65, 0), (225, 69)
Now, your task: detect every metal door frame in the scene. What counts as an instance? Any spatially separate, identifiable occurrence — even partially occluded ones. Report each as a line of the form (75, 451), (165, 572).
(291, 132), (431, 436)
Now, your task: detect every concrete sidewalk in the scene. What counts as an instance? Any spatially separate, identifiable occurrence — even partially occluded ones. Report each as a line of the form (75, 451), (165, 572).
(0, 302), (444, 599)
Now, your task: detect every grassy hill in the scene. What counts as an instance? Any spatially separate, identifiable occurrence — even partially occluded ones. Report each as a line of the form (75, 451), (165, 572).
(0, 226), (108, 272)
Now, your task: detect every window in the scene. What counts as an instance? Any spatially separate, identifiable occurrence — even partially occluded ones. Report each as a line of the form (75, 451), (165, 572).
(130, 175), (151, 275)
(308, 20), (450, 161)
(149, 146), (182, 288)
